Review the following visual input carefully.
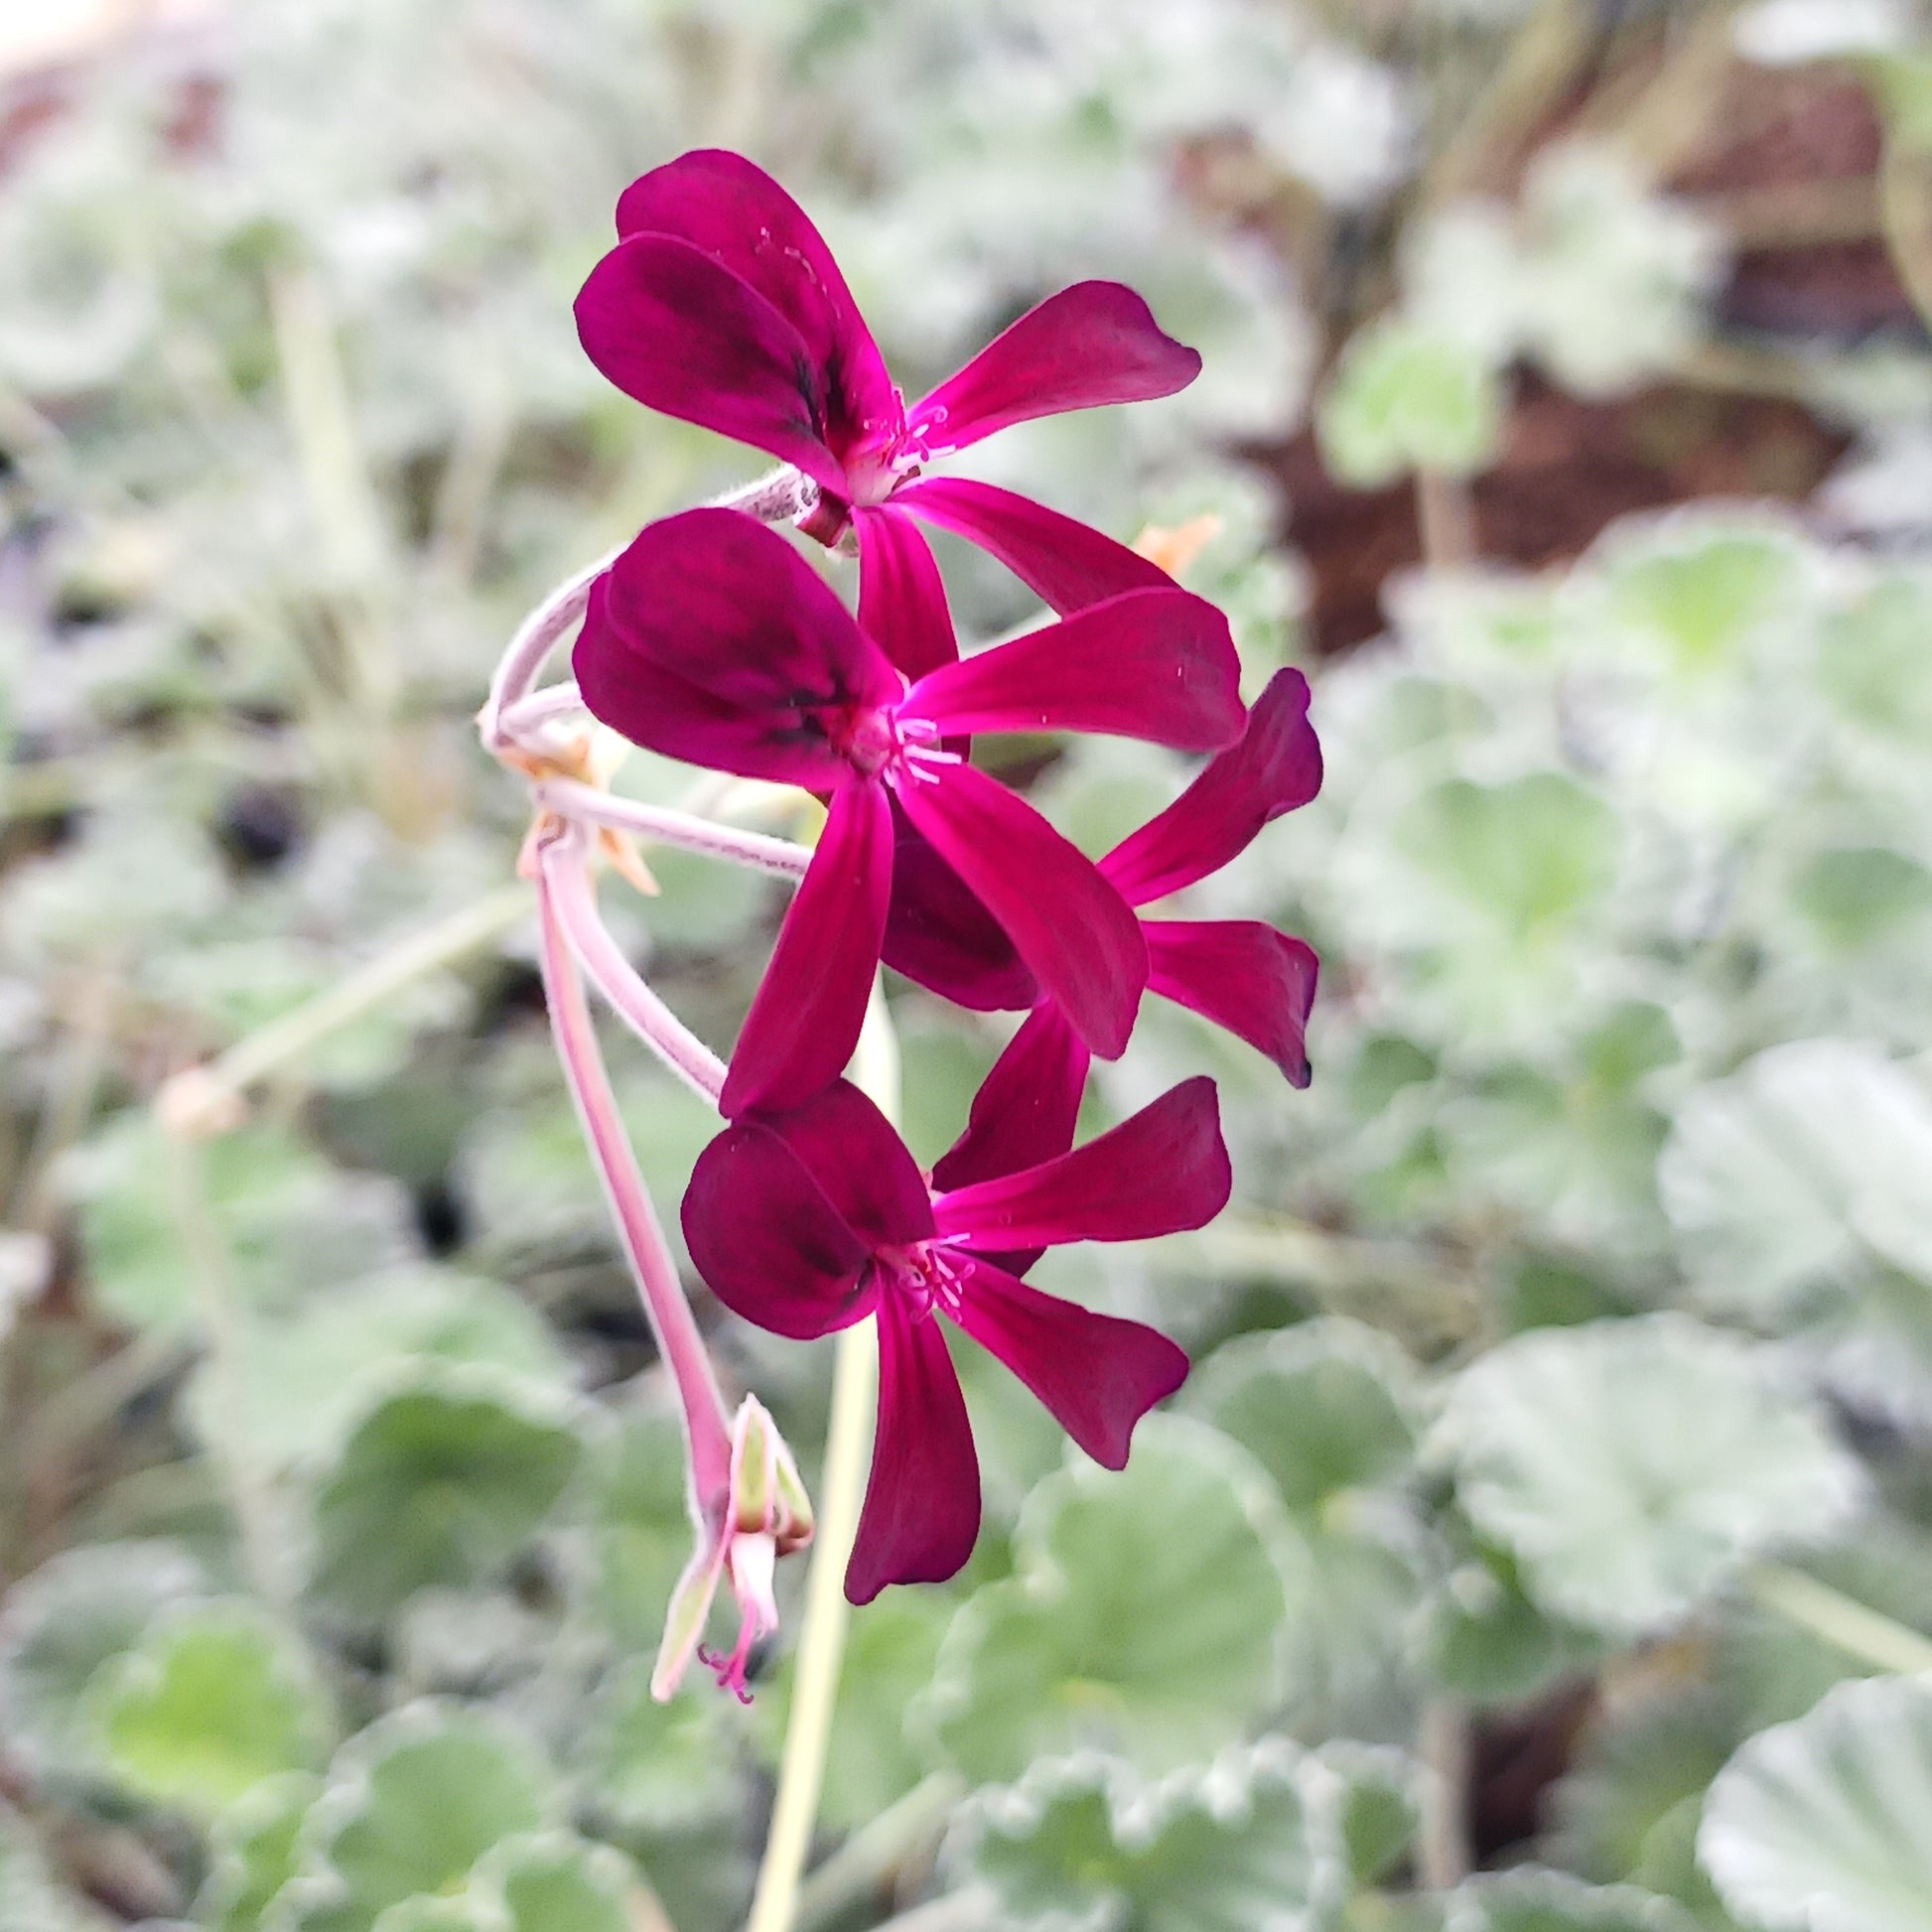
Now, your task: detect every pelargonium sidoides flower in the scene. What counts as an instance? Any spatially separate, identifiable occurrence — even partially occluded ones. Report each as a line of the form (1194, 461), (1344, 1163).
(575, 149), (1196, 619)
(682, 1073), (1230, 1600)
(572, 506), (1242, 1116)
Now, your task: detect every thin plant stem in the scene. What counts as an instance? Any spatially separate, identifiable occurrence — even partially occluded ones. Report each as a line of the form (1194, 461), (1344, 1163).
(1416, 469), (1476, 573)
(534, 833), (733, 1506)
(533, 778), (812, 878)
(161, 1129), (298, 1622)
(155, 883), (532, 1135)
(746, 983), (897, 1932)
(1749, 1562), (1932, 1677)
(1417, 1699), (1471, 1889)
(540, 832), (729, 1105)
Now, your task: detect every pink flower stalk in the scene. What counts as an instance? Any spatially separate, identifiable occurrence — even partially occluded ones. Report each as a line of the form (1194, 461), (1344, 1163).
(572, 506), (1243, 1118)
(888, 667), (1325, 1162)
(575, 149), (1196, 630)
(681, 1074), (1231, 1602)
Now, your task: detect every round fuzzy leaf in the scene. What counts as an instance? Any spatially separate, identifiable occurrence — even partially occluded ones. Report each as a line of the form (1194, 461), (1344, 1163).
(1317, 317), (1504, 486)
(288, 1704), (555, 1932)
(472, 1832), (634, 1932)
(916, 1418), (1295, 1785)
(86, 1602), (330, 1817)
(955, 1740), (1347, 1932)
(185, 1266), (571, 1470)
(308, 1368), (585, 1620)
(198, 1773), (322, 1932)
(1660, 1040), (1932, 1319)
(369, 1900), (500, 1932)
(1446, 1868), (1703, 1932)
(1440, 1316), (1863, 1638)
(590, 1402), (700, 1655)
(574, 1658), (737, 1834)
(1700, 1675), (1932, 1932)
(1186, 1318), (1420, 1514)
(0, 1540), (204, 1785)
(66, 1117), (416, 1333)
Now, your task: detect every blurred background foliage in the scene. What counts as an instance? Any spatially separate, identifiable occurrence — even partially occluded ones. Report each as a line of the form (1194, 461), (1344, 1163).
(4, 0), (1932, 1928)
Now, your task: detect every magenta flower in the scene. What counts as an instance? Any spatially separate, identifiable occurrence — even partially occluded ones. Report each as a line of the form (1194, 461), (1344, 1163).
(682, 1072), (1229, 1601)
(886, 667), (1324, 1157)
(575, 149), (1194, 628)
(573, 506), (1242, 1118)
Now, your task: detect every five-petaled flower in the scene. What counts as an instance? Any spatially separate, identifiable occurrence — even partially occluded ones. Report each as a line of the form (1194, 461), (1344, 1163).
(573, 505), (1244, 1117)
(682, 1072), (1231, 1601)
(576, 149), (1196, 622)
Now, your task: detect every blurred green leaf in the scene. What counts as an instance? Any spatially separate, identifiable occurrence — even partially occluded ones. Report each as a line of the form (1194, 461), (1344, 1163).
(472, 1832), (635, 1932)
(1316, 318), (1503, 487)
(198, 1772), (323, 1932)
(574, 1657), (737, 1835)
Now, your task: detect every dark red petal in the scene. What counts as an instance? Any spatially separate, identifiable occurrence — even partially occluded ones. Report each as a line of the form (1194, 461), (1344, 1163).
(721, 778), (894, 1118)
(845, 1295), (980, 1603)
(574, 508), (897, 786)
(760, 1079), (934, 1251)
(1145, 919), (1318, 1089)
(612, 151), (896, 461)
(932, 1074), (1230, 1250)
(950, 1257), (1187, 1469)
(894, 477), (1173, 615)
(1100, 668), (1322, 905)
(897, 762), (1147, 1060)
(880, 802), (1037, 1013)
(931, 1004), (1090, 1193)
(907, 282), (1200, 452)
(575, 235), (847, 490)
(907, 588), (1242, 753)
(681, 1122), (876, 1339)
(855, 508), (958, 679)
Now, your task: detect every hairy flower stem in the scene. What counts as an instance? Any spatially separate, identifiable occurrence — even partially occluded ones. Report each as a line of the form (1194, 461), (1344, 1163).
(535, 831), (733, 1506)
(747, 984), (897, 1932)
(541, 829), (729, 1104)
(532, 778), (812, 878)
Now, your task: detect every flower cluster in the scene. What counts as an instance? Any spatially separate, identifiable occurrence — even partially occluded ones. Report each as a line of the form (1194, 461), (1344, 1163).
(488, 149), (1321, 1685)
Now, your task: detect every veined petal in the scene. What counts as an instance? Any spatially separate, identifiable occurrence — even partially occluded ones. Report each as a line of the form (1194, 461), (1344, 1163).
(613, 149), (896, 458)
(682, 1121), (877, 1339)
(855, 508), (958, 678)
(907, 282), (1200, 452)
(931, 1004), (1090, 1194)
(1100, 668), (1322, 905)
(897, 762), (1147, 1060)
(759, 1079), (934, 1252)
(575, 235), (848, 490)
(881, 804), (1037, 1013)
(907, 588), (1241, 753)
(574, 509), (897, 786)
(894, 478), (1173, 615)
(846, 1296), (980, 1603)
(721, 777), (894, 1118)
(1145, 919), (1318, 1088)
(950, 1258), (1186, 1469)
(932, 1074), (1230, 1250)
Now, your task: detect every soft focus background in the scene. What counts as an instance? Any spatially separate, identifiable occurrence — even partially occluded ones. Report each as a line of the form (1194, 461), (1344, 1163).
(5, 2), (1932, 1929)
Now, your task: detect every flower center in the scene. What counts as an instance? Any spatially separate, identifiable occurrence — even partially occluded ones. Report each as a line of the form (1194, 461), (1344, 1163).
(831, 704), (960, 787)
(841, 393), (938, 507)
(876, 1240), (968, 1320)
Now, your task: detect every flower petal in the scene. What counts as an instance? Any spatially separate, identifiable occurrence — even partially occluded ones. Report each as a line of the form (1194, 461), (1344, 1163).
(932, 1074), (1230, 1250)
(721, 777), (894, 1118)
(612, 150), (896, 460)
(759, 1079), (934, 1252)
(1145, 919), (1318, 1088)
(682, 1120), (876, 1339)
(894, 477), (1173, 615)
(907, 281), (1200, 453)
(951, 1257), (1187, 1469)
(931, 1003), (1090, 1193)
(907, 588), (1242, 753)
(881, 804), (1037, 1013)
(846, 1295), (980, 1603)
(575, 508), (897, 786)
(855, 507), (958, 679)
(1100, 668), (1322, 905)
(575, 235), (848, 490)
(897, 762), (1147, 1060)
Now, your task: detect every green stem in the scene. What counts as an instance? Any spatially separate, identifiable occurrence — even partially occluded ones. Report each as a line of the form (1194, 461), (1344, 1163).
(1749, 1562), (1932, 1677)
(745, 984), (897, 1932)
